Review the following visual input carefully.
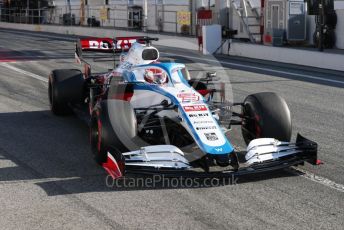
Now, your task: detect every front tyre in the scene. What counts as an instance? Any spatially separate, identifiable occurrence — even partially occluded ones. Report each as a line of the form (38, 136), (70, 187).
(90, 113), (125, 172)
(90, 100), (137, 164)
(241, 92), (292, 145)
(90, 111), (107, 164)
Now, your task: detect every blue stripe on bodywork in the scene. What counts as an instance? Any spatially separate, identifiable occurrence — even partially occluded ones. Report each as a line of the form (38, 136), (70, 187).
(178, 108), (234, 155)
(133, 84), (234, 155)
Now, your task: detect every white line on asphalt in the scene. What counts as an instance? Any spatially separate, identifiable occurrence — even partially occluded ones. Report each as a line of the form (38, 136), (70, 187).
(2, 61), (344, 193)
(289, 167), (344, 193)
(0, 63), (48, 83)
(161, 52), (344, 85)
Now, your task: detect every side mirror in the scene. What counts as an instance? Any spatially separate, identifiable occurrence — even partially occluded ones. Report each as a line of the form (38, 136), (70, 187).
(183, 67), (191, 81)
(160, 99), (169, 107)
(198, 72), (217, 83)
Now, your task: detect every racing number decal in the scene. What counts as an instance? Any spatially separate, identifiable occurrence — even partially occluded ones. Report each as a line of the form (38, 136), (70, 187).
(177, 93), (200, 103)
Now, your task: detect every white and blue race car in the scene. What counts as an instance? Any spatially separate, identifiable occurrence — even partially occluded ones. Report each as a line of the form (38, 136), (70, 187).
(48, 37), (319, 179)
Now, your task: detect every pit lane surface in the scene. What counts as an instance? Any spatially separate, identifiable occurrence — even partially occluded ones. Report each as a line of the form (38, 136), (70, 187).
(0, 28), (343, 229)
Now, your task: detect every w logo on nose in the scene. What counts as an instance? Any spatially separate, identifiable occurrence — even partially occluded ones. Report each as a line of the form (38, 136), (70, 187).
(215, 148), (222, 152)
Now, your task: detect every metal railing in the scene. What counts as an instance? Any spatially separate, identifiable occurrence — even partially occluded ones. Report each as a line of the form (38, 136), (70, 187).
(0, 5), (195, 36)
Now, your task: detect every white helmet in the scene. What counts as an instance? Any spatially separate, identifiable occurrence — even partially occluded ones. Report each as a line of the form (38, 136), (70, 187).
(144, 69), (167, 85)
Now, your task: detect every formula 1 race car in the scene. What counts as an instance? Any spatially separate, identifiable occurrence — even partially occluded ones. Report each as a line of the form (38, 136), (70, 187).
(48, 36), (319, 179)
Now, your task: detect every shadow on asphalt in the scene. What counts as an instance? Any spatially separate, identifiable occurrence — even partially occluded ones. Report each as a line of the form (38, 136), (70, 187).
(0, 110), (300, 196)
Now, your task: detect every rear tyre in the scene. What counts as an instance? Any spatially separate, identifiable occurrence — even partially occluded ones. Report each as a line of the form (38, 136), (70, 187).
(48, 69), (84, 115)
(241, 92), (292, 145)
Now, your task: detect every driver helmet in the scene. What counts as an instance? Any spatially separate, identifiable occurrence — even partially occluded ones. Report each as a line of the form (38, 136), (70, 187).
(144, 69), (167, 85)
(144, 70), (154, 83)
(154, 72), (167, 84)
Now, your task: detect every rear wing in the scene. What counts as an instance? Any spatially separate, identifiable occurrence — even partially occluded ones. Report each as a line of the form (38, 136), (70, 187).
(75, 36), (144, 69)
(78, 36), (144, 53)
(74, 36), (158, 76)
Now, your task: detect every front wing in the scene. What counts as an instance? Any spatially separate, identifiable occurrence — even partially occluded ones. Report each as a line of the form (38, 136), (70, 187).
(103, 134), (318, 179)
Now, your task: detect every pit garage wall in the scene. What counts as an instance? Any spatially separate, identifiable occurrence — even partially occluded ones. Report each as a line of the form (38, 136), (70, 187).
(335, 1), (344, 49)
(306, 1), (344, 49)
(52, 0), (191, 33)
(228, 0), (344, 49)
(105, 1), (191, 33)
(0, 21), (198, 51)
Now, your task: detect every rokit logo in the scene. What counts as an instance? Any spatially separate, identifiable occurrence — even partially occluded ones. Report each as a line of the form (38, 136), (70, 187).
(88, 39), (137, 50)
(189, 113), (209, 118)
(183, 105), (206, 112)
(89, 40), (111, 49)
(115, 39), (137, 49)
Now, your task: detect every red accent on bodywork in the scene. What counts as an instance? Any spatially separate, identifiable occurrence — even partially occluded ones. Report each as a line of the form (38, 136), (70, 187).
(96, 111), (102, 153)
(111, 92), (134, 101)
(102, 154), (123, 179)
(197, 89), (210, 96)
(183, 105), (207, 112)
